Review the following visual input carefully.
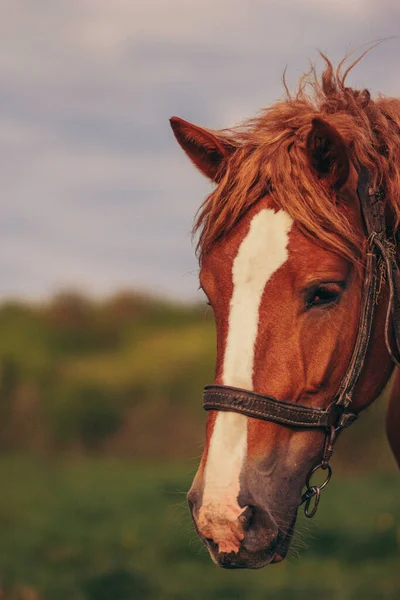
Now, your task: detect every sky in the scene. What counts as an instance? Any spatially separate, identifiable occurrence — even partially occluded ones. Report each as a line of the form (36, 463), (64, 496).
(1, 1), (400, 302)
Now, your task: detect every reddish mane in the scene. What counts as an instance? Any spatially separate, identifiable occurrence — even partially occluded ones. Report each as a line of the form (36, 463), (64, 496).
(194, 56), (400, 263)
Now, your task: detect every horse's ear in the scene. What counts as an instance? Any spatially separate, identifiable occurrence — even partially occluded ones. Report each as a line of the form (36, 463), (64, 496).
(306, 118), (350, 190)
(169, 117), (234, 182)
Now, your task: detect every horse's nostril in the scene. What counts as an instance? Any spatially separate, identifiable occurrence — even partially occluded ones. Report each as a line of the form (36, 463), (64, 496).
(186, 489), (199, 516)
(187, 488), (198, 512)
(241, 506), (279, 554)
(187, 499), (194, 516)
(238, 505), (254, 530)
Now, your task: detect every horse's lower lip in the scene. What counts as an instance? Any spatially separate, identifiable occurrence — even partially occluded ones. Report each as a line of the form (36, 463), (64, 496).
(212, 535), (289, 569)
(216, 552), (274, 569)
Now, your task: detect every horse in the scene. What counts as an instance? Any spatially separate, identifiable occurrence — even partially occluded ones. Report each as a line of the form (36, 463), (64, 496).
(169, 55), (400, 569)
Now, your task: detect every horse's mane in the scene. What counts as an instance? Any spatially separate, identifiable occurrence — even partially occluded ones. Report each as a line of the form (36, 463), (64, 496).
(194, 54), (400, 263)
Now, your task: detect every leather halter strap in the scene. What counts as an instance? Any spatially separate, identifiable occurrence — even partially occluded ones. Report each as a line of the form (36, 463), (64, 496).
(203, 166), (400, 431)
(203, 385), (358, 429)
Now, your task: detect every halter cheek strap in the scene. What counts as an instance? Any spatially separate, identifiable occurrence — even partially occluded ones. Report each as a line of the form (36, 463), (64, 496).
(202, 166), (400, 518)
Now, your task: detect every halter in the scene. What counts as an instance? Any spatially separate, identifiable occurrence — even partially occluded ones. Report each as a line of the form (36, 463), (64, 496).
(203, 167), (400, 518)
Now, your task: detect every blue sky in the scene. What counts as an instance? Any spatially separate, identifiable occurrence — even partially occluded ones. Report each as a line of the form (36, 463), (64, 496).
(1, 0), (400, 301)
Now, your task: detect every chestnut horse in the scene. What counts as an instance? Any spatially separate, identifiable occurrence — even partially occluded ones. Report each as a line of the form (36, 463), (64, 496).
(170, 58), (400, 569)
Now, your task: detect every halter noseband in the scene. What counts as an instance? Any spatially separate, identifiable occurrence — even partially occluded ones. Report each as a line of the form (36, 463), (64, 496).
(203, 166), (400, 518)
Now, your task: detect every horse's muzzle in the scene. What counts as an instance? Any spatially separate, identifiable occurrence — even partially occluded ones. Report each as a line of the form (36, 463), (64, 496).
(188, 488), (295, 569)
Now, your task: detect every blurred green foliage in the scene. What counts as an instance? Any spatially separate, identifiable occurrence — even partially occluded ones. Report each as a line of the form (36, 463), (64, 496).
(0, 292), (215, 456)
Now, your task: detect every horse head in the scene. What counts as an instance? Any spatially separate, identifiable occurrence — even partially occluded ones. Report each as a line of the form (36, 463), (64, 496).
(170, 61), (400, 568)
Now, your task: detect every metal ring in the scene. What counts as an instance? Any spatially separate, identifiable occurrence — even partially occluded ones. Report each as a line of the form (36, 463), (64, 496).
(304, 486), (321, 519)
(305, 463), (332, 491)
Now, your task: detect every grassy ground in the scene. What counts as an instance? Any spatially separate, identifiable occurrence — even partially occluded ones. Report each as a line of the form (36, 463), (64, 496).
(0, 456), (399, 600)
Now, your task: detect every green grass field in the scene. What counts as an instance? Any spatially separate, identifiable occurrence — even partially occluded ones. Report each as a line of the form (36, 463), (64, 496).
(0, 456), (399, 600)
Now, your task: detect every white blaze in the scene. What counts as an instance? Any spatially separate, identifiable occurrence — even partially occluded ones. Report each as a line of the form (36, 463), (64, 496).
(202, 209), (293, 520)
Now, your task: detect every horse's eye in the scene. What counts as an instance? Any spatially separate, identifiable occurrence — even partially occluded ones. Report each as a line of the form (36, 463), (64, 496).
(306, 284), (343, 309)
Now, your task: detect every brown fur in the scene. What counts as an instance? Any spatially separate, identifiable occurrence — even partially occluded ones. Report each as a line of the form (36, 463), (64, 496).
(194, 55), (400, 264)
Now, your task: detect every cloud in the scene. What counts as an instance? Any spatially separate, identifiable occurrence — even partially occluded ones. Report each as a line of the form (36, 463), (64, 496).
(0, 1), (399, 300)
